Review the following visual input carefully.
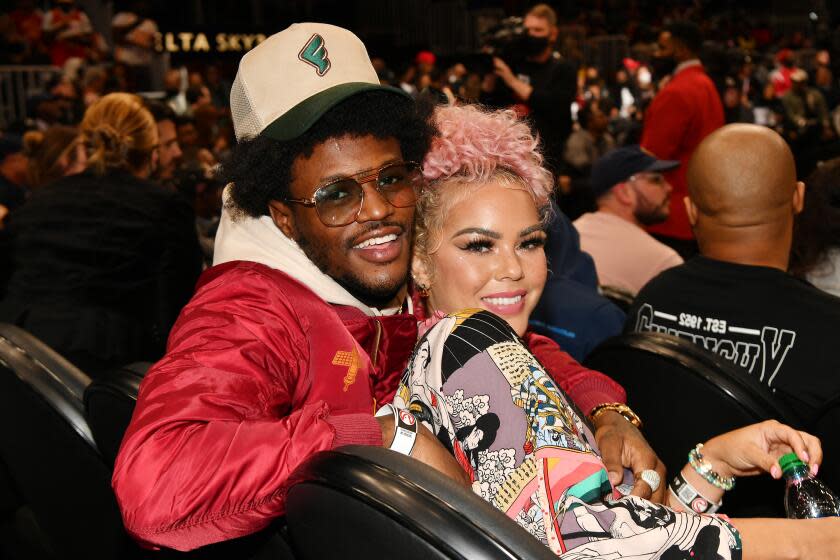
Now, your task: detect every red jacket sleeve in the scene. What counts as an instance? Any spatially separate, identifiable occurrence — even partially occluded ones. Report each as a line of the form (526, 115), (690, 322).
(640, 85), (692, 161)
(111, 268), (381, 551)
(524, 331), (626, 415)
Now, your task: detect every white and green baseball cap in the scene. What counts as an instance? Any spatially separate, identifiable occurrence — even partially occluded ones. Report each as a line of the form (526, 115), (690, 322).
(230, 22), (409, 142)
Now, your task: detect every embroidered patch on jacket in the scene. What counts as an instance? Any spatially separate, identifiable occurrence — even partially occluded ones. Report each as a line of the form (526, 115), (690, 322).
(333, 346), (359, 392)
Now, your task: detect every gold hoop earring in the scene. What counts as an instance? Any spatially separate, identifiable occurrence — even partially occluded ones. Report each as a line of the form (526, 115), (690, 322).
(414, 278), (430, 298)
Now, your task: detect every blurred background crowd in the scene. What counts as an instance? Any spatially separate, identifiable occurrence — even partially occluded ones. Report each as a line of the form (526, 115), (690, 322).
(3, 1), (840, 224)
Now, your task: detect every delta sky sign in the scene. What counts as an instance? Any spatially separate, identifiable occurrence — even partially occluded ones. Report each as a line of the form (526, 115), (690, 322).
(155, 31), (267, 54)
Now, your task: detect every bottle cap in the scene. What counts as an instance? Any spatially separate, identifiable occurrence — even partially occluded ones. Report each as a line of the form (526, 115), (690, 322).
(779, 452), (807, 474)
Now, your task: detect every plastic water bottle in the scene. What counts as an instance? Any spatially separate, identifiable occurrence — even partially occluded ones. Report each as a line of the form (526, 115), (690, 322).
(781, 452), (840, 519)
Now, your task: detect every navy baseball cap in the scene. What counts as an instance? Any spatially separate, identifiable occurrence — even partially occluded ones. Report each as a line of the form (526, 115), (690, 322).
(590, 145), (679, 198)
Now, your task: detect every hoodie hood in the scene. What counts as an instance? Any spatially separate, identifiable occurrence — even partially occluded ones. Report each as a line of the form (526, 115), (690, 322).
(213, 187), (403, 317)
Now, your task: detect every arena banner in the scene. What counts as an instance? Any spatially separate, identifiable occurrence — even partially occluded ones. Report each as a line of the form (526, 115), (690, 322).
(155, 31), (267, 54)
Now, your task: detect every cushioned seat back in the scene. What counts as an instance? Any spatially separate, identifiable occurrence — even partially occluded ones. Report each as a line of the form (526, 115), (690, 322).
(0, 456), (21, 519)
(0, 324), (135, 560)
(599, 285), (635, 313)
(584, 332), (802, 517)
(811, 396), (840, 493)
(84, 363), (150, 468)
(286, 445), (556, 560)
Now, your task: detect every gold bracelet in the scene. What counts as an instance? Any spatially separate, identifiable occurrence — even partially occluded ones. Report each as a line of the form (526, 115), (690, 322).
(588, 402), (643, 429)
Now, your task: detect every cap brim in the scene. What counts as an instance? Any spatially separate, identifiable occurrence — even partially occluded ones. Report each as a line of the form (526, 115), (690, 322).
(645, 158), (680, 172)
(261, 82), (411, 141)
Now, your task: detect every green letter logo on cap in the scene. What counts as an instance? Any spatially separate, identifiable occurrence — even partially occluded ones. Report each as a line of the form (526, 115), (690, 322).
(298, 33), (331, 76)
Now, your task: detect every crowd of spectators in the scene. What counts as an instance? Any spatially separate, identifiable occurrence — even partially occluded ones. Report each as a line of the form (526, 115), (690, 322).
(2, 2), (840, 207)
(0, 0), (839, 387)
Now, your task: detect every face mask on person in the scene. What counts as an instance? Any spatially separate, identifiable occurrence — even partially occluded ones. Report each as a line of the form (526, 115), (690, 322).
(522, 35), (550, 57)
(650, 56), (677, 80)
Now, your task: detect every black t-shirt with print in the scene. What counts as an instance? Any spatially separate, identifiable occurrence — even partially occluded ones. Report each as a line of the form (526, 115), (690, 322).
(625, 256), (840, 425)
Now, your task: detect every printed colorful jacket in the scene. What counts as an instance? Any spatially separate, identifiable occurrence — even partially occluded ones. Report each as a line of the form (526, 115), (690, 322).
(414, 293), (627, 415)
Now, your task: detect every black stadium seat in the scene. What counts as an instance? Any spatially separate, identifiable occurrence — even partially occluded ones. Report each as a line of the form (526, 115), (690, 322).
(86, 373), (553, 559)
(598, 285), (635, 313)
(285, 445), (556, 560)
(810, 395), (840, 492)
(584, 331), (803, 517)
(84, 362), (151, 468)
(0, 323), (139, 560)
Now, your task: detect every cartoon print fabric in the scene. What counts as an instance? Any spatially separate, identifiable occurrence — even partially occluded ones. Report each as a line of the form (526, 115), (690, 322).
(394, 309), (742, 559)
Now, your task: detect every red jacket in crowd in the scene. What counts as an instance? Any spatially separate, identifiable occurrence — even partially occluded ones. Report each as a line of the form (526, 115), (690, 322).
(642, 62), (725, 241)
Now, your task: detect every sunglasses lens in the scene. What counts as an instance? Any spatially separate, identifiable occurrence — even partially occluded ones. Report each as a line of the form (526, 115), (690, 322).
(378, 163), (420, 207)
(311, 163), (422, 226)
(314, 180), (362, 226)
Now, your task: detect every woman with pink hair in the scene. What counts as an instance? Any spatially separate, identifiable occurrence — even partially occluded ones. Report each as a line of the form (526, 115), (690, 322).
(413, 104), (556, 333)
(394, 104), (839, 559)
(411, 103), (636, 460)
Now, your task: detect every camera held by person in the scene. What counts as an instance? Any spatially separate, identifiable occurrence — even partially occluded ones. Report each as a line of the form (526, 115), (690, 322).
(479, 4), (576, 173)
(481, 17), (551, 69)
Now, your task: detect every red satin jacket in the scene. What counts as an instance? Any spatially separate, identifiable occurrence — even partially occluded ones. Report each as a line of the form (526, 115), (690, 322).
(111, 261), (417, 551)
(642, 64), (725, 240)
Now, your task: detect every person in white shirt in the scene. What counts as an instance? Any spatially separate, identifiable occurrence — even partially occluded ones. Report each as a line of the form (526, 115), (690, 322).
(574, 145), (683, 295)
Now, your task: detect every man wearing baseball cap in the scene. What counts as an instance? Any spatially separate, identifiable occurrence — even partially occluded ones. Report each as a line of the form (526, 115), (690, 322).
(574, 145), (683, 295)
(112, 23), (468, 551)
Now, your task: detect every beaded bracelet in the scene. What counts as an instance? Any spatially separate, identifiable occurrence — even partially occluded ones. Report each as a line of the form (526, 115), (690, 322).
(688, 443), (736, 491)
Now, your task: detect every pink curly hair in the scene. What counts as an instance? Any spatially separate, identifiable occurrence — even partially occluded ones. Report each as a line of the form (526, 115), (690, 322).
(422, 104), (554, 205)
(414, 104), (555, 259)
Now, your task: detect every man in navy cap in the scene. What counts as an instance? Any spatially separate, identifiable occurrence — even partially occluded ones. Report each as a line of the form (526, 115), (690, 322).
(574, 145), (683, 295)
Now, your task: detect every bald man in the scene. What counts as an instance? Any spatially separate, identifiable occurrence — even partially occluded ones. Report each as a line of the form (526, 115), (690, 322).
(626, 124), (840, 425)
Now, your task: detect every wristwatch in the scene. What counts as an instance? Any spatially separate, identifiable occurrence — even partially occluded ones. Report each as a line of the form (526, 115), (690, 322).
(588, 402), (643, 429)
